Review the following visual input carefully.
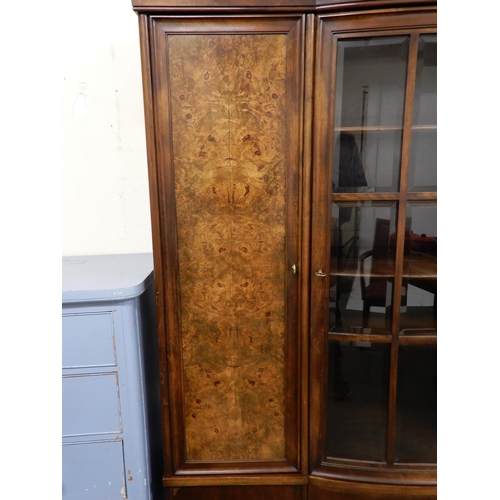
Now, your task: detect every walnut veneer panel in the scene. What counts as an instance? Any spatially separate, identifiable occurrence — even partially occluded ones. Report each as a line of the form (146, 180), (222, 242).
(167, 32), (289, 461)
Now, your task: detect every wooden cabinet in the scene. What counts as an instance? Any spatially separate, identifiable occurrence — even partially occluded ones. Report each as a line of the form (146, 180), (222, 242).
(132, 1), (436, 498)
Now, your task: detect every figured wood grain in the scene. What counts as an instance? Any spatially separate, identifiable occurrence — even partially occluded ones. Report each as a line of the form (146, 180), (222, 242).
(168, 33), (288, 461)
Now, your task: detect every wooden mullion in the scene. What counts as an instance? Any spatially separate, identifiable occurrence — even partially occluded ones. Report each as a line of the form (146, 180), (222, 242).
(328, 332), (392, 344)
(332, 193), (400, 202)
(406, 192), (437, 201)
(385, 32), (419, 466)
(283, 14), (305, 472)
(318, 20), (338, 468)
(399, 334), (437, 346)
(398, 32), (420, 196)
(331, 192), (436, 202)
(300, 12), (315, 478)
(308, 15), (336, 472)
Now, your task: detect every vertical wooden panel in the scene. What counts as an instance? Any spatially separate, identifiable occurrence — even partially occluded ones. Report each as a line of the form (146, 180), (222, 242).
(169, 32), (287, 461)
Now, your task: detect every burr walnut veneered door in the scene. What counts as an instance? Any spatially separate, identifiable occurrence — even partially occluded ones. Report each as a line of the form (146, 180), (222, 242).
(149, 16), (303, 477)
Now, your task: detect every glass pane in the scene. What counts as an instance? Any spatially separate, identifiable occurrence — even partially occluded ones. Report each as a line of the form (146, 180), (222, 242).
(409, 34), (437, 192)
(329, 202), (397, 334)
(399, 202), (437, 333)
(394, 345), (437, 463)
(326, 341), (390, 461)
(333, 37), (409, 192)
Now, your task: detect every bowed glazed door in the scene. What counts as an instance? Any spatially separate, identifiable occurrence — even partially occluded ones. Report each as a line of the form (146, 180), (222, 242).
(141, 14), (305, 490)
(309, 8), (437, 497)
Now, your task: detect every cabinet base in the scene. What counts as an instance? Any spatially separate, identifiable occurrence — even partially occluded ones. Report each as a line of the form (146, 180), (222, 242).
(168, 485), (306, 500)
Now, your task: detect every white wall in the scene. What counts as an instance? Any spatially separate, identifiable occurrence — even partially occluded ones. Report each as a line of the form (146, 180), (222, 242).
(62, 0), (152, 256)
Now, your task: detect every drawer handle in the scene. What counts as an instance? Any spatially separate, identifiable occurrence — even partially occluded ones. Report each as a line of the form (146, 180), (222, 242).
(315, 269), (327, 277)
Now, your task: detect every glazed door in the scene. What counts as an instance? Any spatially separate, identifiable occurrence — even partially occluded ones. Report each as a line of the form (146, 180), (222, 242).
(146, 14), (305, 486)
(309, 9), (437, 490)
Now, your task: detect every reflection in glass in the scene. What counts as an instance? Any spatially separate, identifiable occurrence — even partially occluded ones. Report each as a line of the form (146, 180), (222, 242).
(327, 341), (390, 461)
(399, 203), (437, 333)
(333, 132), (367, 191)
(394, 346), (437, 463)
(409, 35), (437, 192)
(333, 36), (409, 192)
(329, 202), (397, 333)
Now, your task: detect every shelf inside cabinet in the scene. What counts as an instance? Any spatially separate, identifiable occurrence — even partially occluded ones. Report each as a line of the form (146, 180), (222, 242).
(337, 124), (436, 133)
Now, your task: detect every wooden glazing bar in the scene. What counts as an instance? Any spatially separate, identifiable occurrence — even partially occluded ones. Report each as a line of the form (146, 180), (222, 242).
(398, 334), (437, 346)
(339, 124), (436, 133)
(331, 193), (401, 202)
(331, 192), (436, 201)
(385, 32), (419, 466)
(328, 332), (392, 343)
(397, 32), (420, 197)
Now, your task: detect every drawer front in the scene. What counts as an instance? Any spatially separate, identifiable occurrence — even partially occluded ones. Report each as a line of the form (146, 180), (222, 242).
(62, 439), (127, 500)
(62, 373), (122, 437)
(62, 312), (116, 369)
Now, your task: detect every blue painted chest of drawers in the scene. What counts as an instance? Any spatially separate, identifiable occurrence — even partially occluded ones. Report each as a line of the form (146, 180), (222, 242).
(62, 254), (163, 500)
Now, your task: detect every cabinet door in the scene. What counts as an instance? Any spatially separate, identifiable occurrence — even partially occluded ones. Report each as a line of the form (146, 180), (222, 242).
(310, 9), (437, 486)
(146, 15), (304, 480)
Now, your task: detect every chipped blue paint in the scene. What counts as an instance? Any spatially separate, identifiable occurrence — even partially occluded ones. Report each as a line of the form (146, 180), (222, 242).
(62, 254), (163, 500)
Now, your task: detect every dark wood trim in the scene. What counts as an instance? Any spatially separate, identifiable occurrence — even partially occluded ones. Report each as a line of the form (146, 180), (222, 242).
(299, 12), (315, 478)
(284, 14), (306, 471)
(132, 0), (436, 15)
(164, 474), (310, 487)
(329, 331), (435, 345)
(316, 6), (436, 31)
(309, 475), (437, 496)
(168, 484), (307, 500)
(173, 461), (299, 475)
(399, 333), (436, 345)
(308, 12), (334, 472)
(138, 13), (174, 478)
(151, 16), (188, 473)
(311, 463), (437, 486)
(331, 192), (437, 201)
(328, 332), (392, 343)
